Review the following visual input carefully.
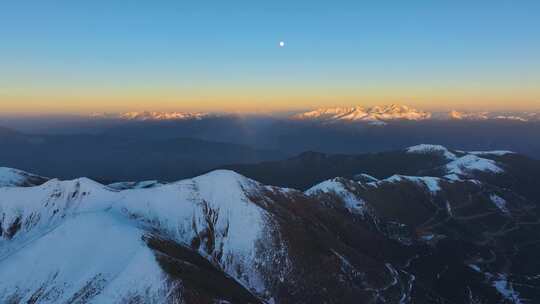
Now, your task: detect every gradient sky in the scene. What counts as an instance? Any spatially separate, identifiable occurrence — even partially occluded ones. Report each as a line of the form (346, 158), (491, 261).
(1, 0), (539, 114)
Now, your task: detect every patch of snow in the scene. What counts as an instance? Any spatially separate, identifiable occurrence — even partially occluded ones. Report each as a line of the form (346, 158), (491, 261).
(420, 234), (435, 241)
(468, 264), (481, 272)
(92, 111), (211, 121)
(493, 115), (528, 122)
(405, 144), (457, 160)
(446, 110), (489, 120)
(382, 175), (442, 194)
(445, 155), (504, 176)
(468, 179), (483, 186)
(353, 173), (379, 183)
(292, 104), (431, 123)
(490, 194), (509, 214)
(445, 201), (453, 216)
(306, 179), (368, 215)
(443, 174), (462, 181)
(493, 274), (523, 304)
(468, 150), (515, 156)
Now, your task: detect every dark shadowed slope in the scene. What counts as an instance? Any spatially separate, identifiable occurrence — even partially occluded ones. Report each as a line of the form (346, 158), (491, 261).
(0, 130), (285, 183)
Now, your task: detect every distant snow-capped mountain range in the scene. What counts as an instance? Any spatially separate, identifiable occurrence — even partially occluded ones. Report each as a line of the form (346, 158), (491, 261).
(90, 111), (211, 121)
(292, 105), (540, 124)
(89, 105), (540, 124)
(291, 104), (431, 125)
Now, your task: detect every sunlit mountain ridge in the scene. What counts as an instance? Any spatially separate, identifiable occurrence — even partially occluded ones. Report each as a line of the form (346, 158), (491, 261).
(88, 105), (540, 124)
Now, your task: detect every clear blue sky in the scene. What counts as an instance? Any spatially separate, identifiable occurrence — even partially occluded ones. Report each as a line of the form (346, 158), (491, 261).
(1, 0), (539, 113)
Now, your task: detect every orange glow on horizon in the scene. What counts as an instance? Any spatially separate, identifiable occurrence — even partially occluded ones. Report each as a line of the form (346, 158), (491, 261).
(1, 90), (539, 115)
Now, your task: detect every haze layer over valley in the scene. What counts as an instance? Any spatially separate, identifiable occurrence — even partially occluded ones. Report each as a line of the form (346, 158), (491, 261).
(1, 104), (539, 183)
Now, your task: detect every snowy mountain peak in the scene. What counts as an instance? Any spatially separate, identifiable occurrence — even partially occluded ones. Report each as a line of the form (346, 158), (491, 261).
(91, 111), (211, 121)
(292, 104), (432, 124)
(293, 106), (539, 124)
(442, 110), (540, 121)
(0, 169), (288, 302)
(406, 144), (458, 160)
(445, 154), (504, 176)
(447, 110), (489, 120)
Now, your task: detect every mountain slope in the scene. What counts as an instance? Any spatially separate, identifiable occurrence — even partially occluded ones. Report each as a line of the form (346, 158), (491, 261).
(0, 135), (285, 182)
(1, 146), (540, 303)
(0, 167), (48, 187)
(0, 171), (408, 303)
(305, 171), (540, 303)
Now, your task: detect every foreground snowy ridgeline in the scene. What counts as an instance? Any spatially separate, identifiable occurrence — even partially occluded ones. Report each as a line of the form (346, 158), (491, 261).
(0, 171), (287, 303)
(1, 145), (539, 303)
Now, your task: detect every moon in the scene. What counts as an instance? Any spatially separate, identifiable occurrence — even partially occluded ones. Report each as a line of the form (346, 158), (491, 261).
(279, 41), (285, 47)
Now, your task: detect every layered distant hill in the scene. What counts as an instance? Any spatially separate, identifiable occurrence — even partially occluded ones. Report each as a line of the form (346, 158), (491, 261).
(0, 128), (284, 182)
(220, 144), (540, 190)
(1, 145), (539, 303)
(1, 104), (539, 183)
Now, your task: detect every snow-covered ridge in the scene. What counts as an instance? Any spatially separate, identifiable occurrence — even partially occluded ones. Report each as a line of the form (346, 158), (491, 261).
(292, 104), (432, 124)
(88, 107), (539, 123)
(0, 170), (290, 302)
(107, 180), (164, 190)
(468, 150), (514, 156)
(292, 105), (539, 124)
(306, 144), (513, 212)
(445, 154), (504, 176)
(0, 167), (48, 187)
(445, 110), (490, 120)
(404, 144), (512, 176)
(305, 178), (368, 215)
(406, 144), (457, 160)
(381, 175), (443, 194)
(440, 110), (539, 122)
(90, 111), (211, 121)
